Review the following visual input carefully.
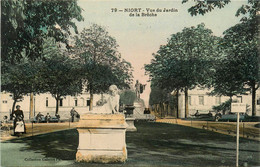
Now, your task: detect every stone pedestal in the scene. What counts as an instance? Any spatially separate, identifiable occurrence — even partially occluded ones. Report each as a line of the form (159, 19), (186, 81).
(125, 118), (137, 131)
(76, 113), (127, 163)
(133, 101), (145, 119)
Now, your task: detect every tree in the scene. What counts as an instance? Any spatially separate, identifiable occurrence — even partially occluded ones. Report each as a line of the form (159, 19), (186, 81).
(183, 0), (259, 116)
(209, 56), (249, 98)
(218, 22), (259, 116)
(1, 56), (42, 116)
(120, 90), (136, 106)
(1, 0), (83, 63)
(182, 0), (259, 20)
(72, 24), (133, 110)
(145, 23), (219, 118)
(40, 38), (83, 114)
(212, 99), (232, 115)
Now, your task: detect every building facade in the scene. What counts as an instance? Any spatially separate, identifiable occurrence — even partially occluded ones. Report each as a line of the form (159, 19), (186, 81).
(0, 91), (105, 120)
(178, 88), (260, 118)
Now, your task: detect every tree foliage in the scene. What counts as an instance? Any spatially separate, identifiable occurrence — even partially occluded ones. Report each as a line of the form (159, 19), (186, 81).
(120, 90), (136, 105)
(145, 23), (219, 91)
(215, 21), (259, 115)
(149, 83), (171, 106)
(40, 38), (83, 114)
(183, 0), (259, 116)
(72, 24), (133, 110)
(182, 0), (259, 21)
(145, 23), (219, 117)
(1, 0), (83, 63)
(1, 56), (43, 113)
(182, 0), (231, 16)
(212, 99), (232, 114)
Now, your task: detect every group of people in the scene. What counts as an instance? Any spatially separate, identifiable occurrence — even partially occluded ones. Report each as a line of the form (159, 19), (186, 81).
(10, 105), (81, 137)
(35, 112), (59, 123)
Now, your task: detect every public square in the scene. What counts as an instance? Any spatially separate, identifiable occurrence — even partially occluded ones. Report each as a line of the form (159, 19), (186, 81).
(1, 121), (259, 167)
(1, 0), (260, 167)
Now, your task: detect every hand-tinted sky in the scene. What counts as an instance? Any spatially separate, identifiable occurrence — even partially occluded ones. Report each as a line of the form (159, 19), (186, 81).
(76, 0), (246, 107)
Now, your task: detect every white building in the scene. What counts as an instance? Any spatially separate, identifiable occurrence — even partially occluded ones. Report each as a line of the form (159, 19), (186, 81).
(177, 88), (260, 118)
(0, 91), (105, 120)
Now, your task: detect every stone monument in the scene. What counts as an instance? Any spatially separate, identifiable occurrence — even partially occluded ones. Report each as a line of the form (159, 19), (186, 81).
(76, 85), (127, 163)
(132, 81), (155, 120)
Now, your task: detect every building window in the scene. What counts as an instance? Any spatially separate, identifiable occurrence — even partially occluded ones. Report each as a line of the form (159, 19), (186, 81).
(257, 97), (260, 105)
(199, 96), (204, 105)
(87, 100), (90, 106)
(75, 99), (78, 106)
(46, 98), (48, 107)
(188, 96), (191, 105)
(215, 96), (221, 105)
(59, 99), (63, 106)
(2, 100), (7, 104)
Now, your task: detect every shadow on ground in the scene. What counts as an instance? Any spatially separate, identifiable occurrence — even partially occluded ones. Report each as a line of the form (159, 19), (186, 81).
(2, 122), (260, 167)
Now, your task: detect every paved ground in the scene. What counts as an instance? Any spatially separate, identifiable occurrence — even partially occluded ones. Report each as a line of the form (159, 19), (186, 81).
(1, 121), (259, 167)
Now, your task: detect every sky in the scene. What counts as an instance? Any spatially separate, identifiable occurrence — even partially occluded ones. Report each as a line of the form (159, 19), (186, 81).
(75, 0), (247, 107)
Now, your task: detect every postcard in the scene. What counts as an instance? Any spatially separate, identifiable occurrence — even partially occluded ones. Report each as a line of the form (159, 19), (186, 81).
(1, 0), (259, 167)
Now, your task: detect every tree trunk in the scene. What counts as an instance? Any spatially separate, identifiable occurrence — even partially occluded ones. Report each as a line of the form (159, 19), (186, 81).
(164, 103), (168, 116)
(153, 104), (156, 114)
(160, 103), (163, 118)
(184, 88), (188, 118)
(11, 98), (17, 120)
(168, 104), (171, 116)
(101, 93), (104, 103)
(252, 84), (256, 116)
(89, 92), (93, 111)
(226, 96), (232, 115)
(176, 90), (179, 118)
(29, 93), (34, 120)
(55, 97), (59, 115)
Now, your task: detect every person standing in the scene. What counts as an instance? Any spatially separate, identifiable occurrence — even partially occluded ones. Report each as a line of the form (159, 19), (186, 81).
(70, 107), (76, 122)
(12, 105), (26, 136)
(45, 113), (51, 123)
(55, 113), (60, 123)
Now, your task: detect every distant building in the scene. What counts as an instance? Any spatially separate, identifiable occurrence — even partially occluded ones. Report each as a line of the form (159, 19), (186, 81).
(0, 91), (105, 120)
(177, 87), (260, 118)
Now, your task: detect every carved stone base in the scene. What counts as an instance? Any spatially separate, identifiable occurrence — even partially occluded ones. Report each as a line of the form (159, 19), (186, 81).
(76, 113), (127, 163)
(125, 118), (137, 131)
